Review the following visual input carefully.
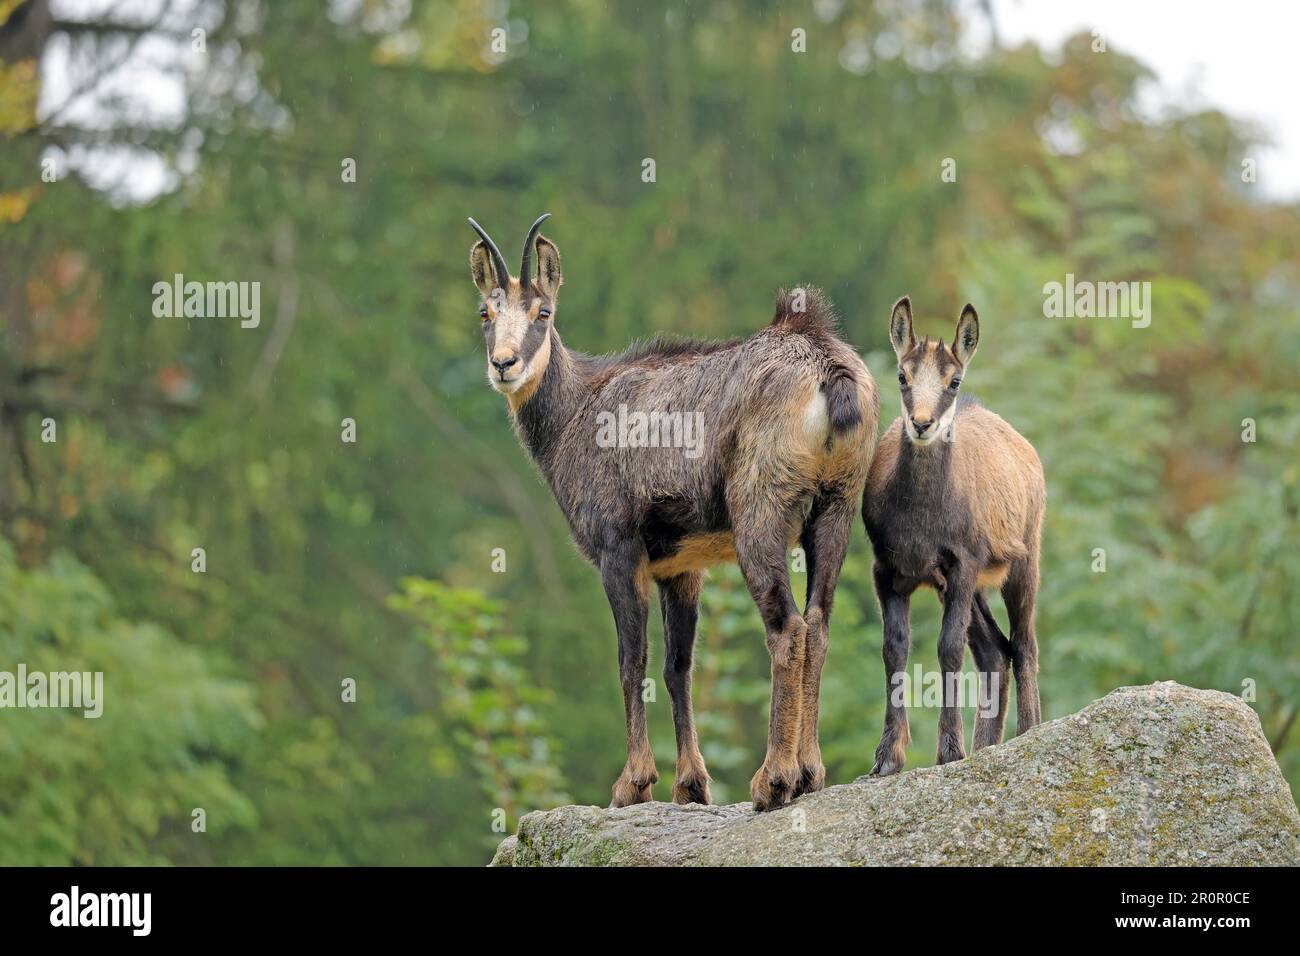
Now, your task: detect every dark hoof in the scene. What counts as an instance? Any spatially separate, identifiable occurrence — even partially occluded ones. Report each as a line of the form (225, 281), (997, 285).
(870, 738), (908, 777)
(610, 765), (658, 807)
(971, 725), (1004, 752)
(936, 737), (967, 765)
(671, 774), (712, 805)
(793, 762), (825, 797)
(750, 761), (800, 812)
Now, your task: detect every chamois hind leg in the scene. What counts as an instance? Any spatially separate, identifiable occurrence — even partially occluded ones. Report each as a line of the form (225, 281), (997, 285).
(870, 561), (912, 776)
(600, 541), (659, 807)
(659, 571), (711, 804)
(935, 561), (976, 765)
(793, 493), (856, 796)
(1003, 554), (1042, 734)
(968, 592), (1011, 751)
(733, 513), (806, 812)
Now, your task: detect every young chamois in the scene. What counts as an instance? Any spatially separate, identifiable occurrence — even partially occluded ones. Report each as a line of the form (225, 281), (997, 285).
(467, 214), (878, 810)
(862, 297), (1044, 775)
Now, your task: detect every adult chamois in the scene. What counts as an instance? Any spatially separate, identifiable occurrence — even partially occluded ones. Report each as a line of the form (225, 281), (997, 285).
(862, 297), (1044, 775)
(467, 214), (878, 810)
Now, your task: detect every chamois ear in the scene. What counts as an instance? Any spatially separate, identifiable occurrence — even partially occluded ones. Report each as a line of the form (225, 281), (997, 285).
(469, 241), (500, 295)
(533, 236), (562, 298)
(953, 303), (979, 366)
(889, 296), (916, 359)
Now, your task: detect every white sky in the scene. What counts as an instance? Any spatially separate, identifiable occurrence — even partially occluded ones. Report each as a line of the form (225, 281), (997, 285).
(985, 0), (1300, 199)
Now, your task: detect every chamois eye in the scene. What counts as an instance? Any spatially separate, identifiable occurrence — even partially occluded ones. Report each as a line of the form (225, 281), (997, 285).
(538, 306), (552, 319)
(949, 377), (961, 390)
(898, 371), (908, 386)
(479, 305), (489, 320)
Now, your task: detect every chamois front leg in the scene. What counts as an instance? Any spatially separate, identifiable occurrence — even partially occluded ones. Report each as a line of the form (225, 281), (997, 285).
(659, 572), (711, 804)
(936, 561), (976, 765)
(601, 543), (658, 807)
(734, 521), (806, 812)
(794, 494), (856, 796)
(871, 561), (912, 776)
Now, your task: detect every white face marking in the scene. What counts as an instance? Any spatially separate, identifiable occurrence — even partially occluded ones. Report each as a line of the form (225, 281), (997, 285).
(485, 291), (532, 393)
(490, 368), (527, 394)
(901, 354), (959, 446)
(487, 304), (549, 397)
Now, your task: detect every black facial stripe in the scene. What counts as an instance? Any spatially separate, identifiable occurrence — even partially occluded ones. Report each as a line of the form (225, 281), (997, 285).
(902, 388), (956, 418)
(517, 316), (549, 363)
(484, 318), (545, 360)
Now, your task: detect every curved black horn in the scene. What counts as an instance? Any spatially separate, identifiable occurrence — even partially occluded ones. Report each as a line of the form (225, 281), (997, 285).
(519, 213), (552, 285)
(468, 217), (510, 287)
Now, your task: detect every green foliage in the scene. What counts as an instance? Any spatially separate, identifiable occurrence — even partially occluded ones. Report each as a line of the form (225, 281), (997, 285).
(0, 541), (260, 865)
(388, 578), (569, 837)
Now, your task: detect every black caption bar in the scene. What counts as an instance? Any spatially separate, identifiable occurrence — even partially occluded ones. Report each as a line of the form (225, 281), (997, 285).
(0, 865), (1285, 942)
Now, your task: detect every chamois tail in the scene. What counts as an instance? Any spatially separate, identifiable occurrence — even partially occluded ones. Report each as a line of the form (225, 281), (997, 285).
(771, 286), (863, 438)
(824, 364), (863, 437)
